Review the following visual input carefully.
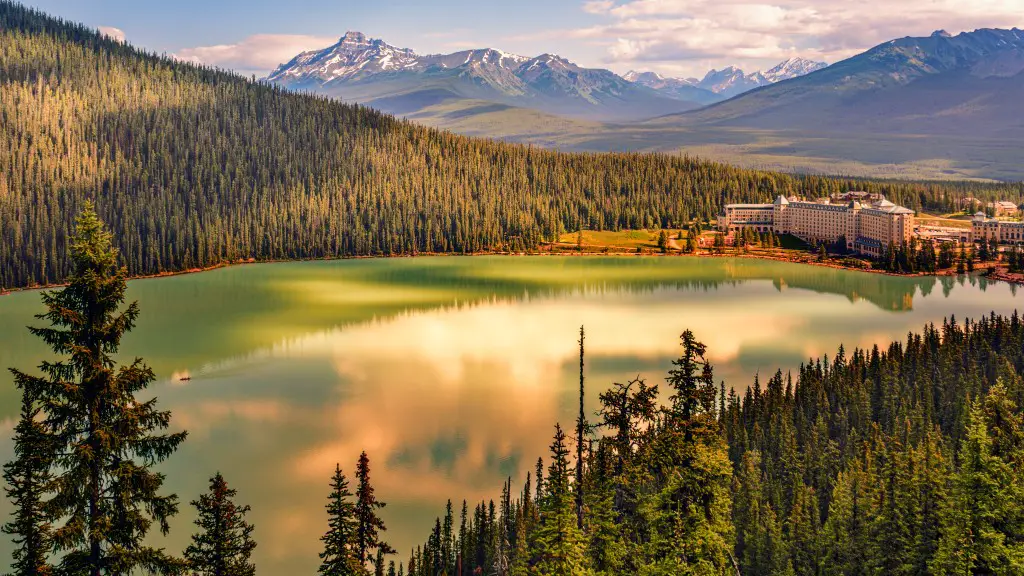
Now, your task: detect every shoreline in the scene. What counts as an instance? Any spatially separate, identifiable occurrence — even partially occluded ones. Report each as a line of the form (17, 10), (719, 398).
(3, 248), (1022, 296)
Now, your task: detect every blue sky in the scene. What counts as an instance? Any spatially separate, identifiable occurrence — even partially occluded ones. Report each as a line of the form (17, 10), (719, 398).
(22, 0), (1024, 78)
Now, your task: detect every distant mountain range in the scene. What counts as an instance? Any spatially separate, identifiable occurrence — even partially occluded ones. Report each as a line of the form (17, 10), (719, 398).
(266, 33), (827, 121)
(655, 28), (1024, 136)
(266, 32), (702, 121)
(625, 58), (827, 100)
(266, 28), (1024, 180)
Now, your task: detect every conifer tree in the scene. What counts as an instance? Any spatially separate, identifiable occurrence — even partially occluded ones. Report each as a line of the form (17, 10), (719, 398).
(320, 464), (362, 576)
(933, 390), (1024, 574)
(2, 392), (55, 576)
(185, 473), (257, 576)
(356, 452), (395, 568)
(866, 433), (915, 575)
(785, 482), (820, 576)
(583, 443), (625, 576)
(909, 431), (949, 576)
(10, 203), (186, 575)
(530, 425), (591, 576)
(575, 326), (587, 531)
(822, 455), (872, 576)
(509, 506), (530, 576)
(734, 451), (791, 576)
(442, 500), (454, 575)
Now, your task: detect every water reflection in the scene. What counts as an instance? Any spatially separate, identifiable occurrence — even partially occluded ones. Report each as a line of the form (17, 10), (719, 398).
(0, 257), (1019, 574)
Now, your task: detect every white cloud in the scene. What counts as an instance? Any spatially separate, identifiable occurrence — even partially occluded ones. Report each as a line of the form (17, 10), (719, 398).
(174, 34), (337, 75)
(582, 0), (615, 14)
(576, 0), (1024, 77)
(97, 26), (125, 43)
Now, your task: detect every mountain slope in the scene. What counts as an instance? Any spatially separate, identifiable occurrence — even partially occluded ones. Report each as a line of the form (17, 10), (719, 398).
(266, 32), (701, 121)
(656, 28), (1024, 135)
(761, 57), (828, 83)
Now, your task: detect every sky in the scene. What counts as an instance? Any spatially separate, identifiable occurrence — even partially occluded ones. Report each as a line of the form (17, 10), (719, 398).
(22, 0), (1024, 78)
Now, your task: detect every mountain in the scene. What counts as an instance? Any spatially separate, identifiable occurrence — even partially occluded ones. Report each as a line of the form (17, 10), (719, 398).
(656, 28), (1024, 136)
(266, 32), (702, 122)
(621, 71), (723, 105)
(696, 66), (767, 97)
(627, 58), (827, 100)
(609, 28), (1024, 180)
(762, 57), (828, 82)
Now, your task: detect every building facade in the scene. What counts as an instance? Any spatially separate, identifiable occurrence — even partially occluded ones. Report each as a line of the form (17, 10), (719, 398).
(720, 195), (915, 256)
(971, 213), (1024, 245)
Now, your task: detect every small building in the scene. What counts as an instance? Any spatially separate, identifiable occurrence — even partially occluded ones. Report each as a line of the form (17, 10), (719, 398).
(991, 201), (1021, 217)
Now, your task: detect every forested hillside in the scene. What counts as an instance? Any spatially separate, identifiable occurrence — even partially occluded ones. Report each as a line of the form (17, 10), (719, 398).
(405, 315), (1024, 576)
(1, 2), (1022, 290)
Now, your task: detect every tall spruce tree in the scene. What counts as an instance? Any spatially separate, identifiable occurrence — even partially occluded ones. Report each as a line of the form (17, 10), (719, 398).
(576, 326), (587, 531)
(2, 392), (55, 576)
(639, 331), (733, 575)
(184, 473), (257, 576)
(529, 424), (591, 576)
(10, 203), (186, 575)
(821, 454), (872, 576)
(320, 464), (362, 576)
(355, 452), (395, 569)
(734, 451), (791, 576)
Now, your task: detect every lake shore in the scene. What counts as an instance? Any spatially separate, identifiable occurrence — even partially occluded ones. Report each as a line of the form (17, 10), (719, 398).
(3, 244), (1022, 296)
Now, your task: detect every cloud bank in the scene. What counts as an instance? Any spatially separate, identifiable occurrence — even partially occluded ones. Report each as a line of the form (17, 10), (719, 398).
(174, 33), (336, 75)
(170, 1), (1024, 79)
(97, 26), (125, 43)
(578, 0), (1024, 76)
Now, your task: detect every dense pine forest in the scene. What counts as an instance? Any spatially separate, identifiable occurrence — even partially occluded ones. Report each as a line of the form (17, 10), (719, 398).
(399, 318), (1024, 575)
(2, 2), (1023, 291)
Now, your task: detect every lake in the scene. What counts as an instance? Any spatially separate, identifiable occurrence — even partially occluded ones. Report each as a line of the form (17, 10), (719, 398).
(0, 256), (1019, 573)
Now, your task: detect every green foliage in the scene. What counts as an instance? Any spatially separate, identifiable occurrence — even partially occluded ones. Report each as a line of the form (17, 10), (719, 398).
(734, 452), (791, 576)
(185, 473), (257, 576)
(320, 465), (364, 576)
(880, 238), (939, 273)
(530, 425), (591, 576)
(356, 452), (395, 568)
(932, 387), (1024, 574)
(8, 203), (186, 574)
(2, 393), (55, 576)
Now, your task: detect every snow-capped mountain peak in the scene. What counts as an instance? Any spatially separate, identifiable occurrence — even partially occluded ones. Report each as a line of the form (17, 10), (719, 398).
(338, 31), (370, 46)
(762, 57), (828, 83)
(265, 34), (699, 119)
(627, 57), (828, 99)
(266, 31), (419, 83)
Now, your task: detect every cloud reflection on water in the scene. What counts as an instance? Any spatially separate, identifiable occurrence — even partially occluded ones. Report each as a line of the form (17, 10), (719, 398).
(0, 257), (1019, 574)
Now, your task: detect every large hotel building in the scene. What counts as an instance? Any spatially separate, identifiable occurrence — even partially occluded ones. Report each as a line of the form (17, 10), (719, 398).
(971, 212), (1024, 245)
(719, 195), (915, 257)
